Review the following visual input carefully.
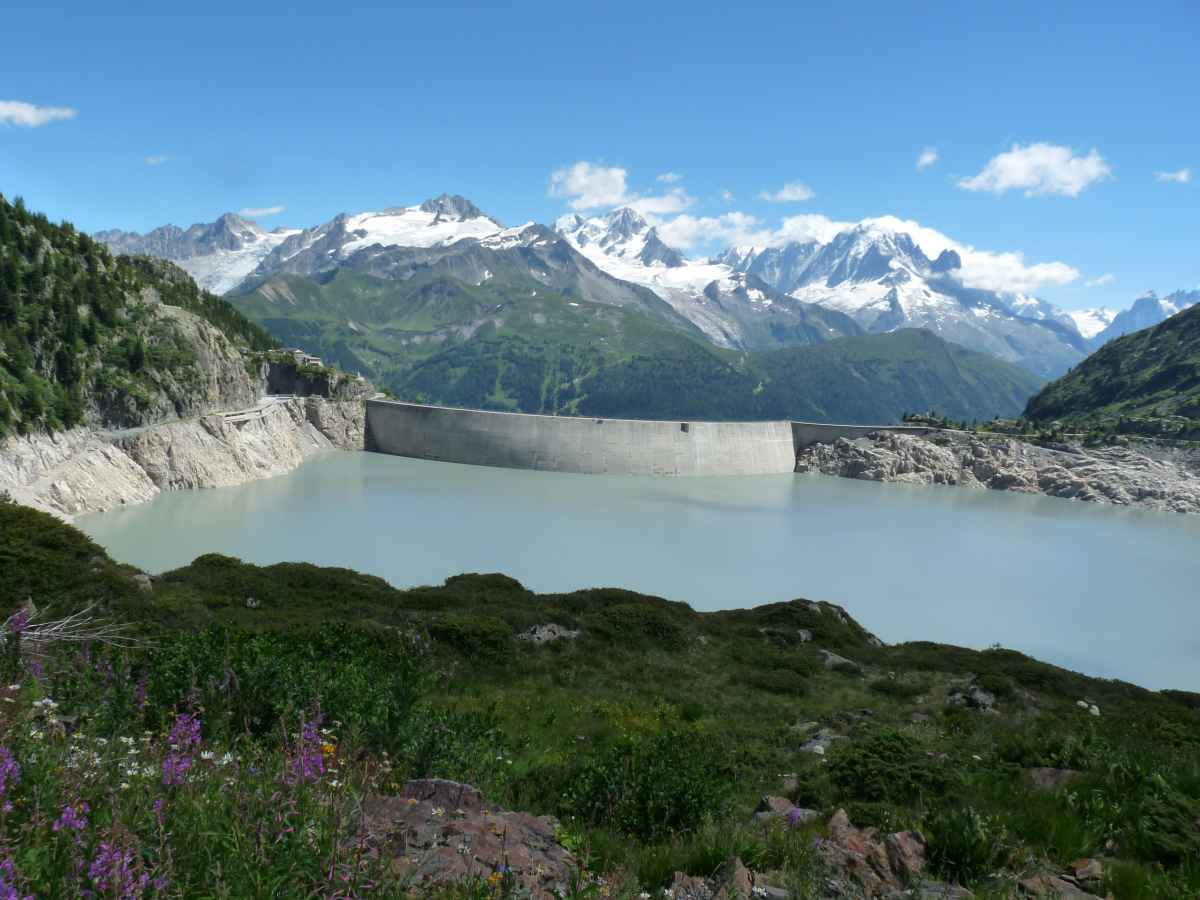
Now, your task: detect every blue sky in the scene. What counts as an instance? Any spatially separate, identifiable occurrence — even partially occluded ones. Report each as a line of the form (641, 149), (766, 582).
(1, 0), (1195, 310)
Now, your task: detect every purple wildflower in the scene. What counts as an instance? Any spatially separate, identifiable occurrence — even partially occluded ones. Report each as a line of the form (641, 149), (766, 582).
(3, 611), (27, 637)
(133, 673), (148, 710)
(287, 717), (325, 784)
(0, 851), (33, 900)
(53, 801), (89, 834)
(162, 712), (202, 786)
(0, 749), (18, 798)
(88, 842), (151, 898)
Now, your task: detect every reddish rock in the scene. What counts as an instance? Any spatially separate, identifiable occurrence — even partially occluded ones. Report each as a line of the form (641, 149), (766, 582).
(820, 809), (930, 897)
(358, 779), (576, 899)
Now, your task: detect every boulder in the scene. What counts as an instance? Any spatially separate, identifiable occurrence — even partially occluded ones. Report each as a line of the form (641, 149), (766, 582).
(667, 857), (755, 900)
(358, 779), (576, 899)
(132, 573), (153, 593)
(1018, 872), (1105, 899)
(515, 623), (581, 644)
(817, 649), (862, 673)
(948, 682), (996, 711)
(817, 809), (944, 897)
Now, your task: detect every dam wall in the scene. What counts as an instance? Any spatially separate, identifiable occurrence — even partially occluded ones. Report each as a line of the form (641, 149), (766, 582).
(366, 400), (798, 475)
(365, 400), (940, 476)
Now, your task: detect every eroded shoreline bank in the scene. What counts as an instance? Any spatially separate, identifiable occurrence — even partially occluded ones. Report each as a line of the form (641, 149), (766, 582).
(0, 396), (365, 521)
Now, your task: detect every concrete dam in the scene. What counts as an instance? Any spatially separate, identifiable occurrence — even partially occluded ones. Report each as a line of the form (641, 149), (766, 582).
(365, 400), (937, 477)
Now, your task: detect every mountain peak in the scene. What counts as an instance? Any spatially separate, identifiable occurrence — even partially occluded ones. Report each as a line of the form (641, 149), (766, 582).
(930, 249), (962, 273)
(604, 207), (649, 239)
(418, 194), (490, 222)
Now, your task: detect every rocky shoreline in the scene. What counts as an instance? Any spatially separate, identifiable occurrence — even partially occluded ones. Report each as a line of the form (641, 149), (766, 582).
(0, 396), (365, 520)
(796, 430), (1200, 515)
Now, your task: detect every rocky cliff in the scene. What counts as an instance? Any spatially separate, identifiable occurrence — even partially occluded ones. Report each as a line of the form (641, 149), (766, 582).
(0, 396), (365, 520)
(796, 431), (1200, 515)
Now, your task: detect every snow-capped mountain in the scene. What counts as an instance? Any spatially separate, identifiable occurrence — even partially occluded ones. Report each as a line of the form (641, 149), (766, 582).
(560, 211), (1089, 376)
(1090, 290), (1200, 348)
(98, 195), (1192, 379)
(554, 209), (858, 348)
(1067, 308), (1117, 341)
(96, 214), (300, 295)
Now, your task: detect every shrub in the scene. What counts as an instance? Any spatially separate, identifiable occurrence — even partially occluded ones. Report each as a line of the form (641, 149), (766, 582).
(427, 614), (512, 660)
(826, 727), (952, 808)
(868, 678), (928, 700)
(563, 724), (734, 840)
(599, 603), (687, 649)
(925, 805), (1005, 885)
(740, 669), (809, 696)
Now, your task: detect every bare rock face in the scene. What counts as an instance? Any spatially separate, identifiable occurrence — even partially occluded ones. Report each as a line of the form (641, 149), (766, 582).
(358, 779), (576, 900)
(796, 432), (1200, 515)
(0, 398), (367, 520)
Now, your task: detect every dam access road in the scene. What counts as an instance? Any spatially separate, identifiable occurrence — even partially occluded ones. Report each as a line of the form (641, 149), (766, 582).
(364, 399), (937, 476)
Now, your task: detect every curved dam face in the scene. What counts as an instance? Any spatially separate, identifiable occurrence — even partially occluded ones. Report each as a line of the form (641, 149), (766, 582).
(365, 400), (798, 476)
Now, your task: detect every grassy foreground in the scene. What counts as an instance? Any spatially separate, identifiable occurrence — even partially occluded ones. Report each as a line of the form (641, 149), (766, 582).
(1, 497), (1199, 898)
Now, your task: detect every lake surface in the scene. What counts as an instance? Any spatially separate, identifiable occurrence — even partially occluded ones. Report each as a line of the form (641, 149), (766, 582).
(78, 452), (1200, 691)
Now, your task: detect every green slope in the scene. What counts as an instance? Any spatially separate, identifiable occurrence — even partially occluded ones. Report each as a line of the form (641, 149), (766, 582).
(233, 268), (1042, 423)
(0, 194), (275, 436)
(1025, 303), (1200, 425)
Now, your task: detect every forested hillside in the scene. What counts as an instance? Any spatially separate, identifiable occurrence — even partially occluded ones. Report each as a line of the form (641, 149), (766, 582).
(400, 328), (1043, 424)
(1025, 303), (1200, 429)
(0, 194), (276, 437)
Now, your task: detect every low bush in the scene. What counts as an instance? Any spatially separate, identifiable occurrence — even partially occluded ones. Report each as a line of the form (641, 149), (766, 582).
(925, 805), (1006, 885)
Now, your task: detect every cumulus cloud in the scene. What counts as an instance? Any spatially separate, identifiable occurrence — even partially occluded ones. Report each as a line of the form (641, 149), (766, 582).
(958, 143), (1112, 197)
(549, 161), (630, 210)
(721, 189), (734, 203)
(856, 214), (1080, 293)
(758, 181), (816, 203)
(1086, 273), (1116, 287)
(1155, 168), (1191, 184)
(626, 188), (694, 216)
(657, 212), (776, 250)
(656, 171), (683, 183)
(549, 160), (694, 215)
(238, 205), (286, 218)
(144, 155), (169, 166)
(0, 99), (77, 127)
(916, 147), (939, 170)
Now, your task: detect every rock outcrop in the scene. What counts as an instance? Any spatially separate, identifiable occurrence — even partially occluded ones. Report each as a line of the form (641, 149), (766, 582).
(796, 431), (1200, 515)
(358, 779), (576, 900)
(0, 397), (365, 520)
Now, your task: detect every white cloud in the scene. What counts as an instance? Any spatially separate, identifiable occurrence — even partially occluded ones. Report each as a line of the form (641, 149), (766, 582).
(773, 214), (852, 245)
(758, 181), (816, 203)
(1155, 168), (1191, 184)
(1086, 273), (1116, 287)
(0, 99), (77, 127)
(549, 160), (694, 216)
(657, 212), (776, 250)
(656, 171), (683, 183)
(144, 155), (169, 166)
(721, 189), (734, 203)
(857, 214), (1080, 293)
(549, 161), (630, 210)
(958, 143), (1112, 197)
(916, 147), (939, 170)
(238, 205), (286, 218)
(626, 188), (694, 217)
